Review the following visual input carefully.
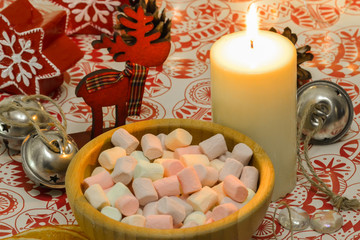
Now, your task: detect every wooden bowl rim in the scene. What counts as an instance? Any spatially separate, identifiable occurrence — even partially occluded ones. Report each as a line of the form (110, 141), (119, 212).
(66, 118), (274, 238)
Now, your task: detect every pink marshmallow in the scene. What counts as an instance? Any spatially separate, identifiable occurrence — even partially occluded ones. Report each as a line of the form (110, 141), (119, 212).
(143, 201), (159, 217)
(223, 175), (248, 203)
(199, 133), (228, 160)
(231, 143), (253, 166)
(219, 158), (243, 181)
(111, 156), (137, 185)
(174, 145), (202, 160)
(177, 167), (202, 195)
(145, 215), (173, 229)
(115, 195), (139, 216)
(83, 170), (114, 190)
(204, 218), (215, 224)
(161, 159), (185, 177)
(132, 178), (159, 206)
(153, 175), (180, 198)
(212, 203), (238, 221)
(111, 128), (139, 155)
(240, 166), (259, 192)
(141, 133), (163, 160)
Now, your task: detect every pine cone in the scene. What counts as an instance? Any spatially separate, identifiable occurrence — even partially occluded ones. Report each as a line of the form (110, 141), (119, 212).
(269, 27), (314, 87)
(115, 0), (171, 44)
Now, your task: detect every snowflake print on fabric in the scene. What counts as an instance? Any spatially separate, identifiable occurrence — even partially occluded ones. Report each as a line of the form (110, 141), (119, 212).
(50, 0), (122, 35)
(0, 14), (60, 95)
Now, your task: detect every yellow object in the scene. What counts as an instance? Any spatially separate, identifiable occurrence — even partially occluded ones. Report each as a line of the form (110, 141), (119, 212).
(66, 118), (274, 240)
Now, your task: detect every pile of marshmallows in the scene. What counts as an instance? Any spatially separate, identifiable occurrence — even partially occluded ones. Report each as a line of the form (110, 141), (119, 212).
(83, 127), (259, 229)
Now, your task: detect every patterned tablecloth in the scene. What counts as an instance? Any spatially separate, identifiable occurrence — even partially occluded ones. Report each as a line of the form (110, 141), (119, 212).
(1, 0), (360, 239)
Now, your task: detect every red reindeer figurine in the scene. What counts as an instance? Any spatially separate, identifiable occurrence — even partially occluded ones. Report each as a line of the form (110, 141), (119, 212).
(75, 0), (171, 138)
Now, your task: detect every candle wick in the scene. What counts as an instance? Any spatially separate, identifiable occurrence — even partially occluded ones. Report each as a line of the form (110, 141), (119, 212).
(251, 40), (254, 49)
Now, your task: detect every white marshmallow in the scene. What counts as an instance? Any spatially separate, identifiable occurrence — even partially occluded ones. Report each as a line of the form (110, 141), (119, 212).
(157, 196), (186, 225)
(133, 162), (164, 181)
(111, 156), (137, 185)
(199, 134), (228, 160)
(240, 166), (259, 192)
(111, 128), (139, 154)
(186, 186), (218, 213)
(218, 158), (243, 181)
(106, 182), (134, 206)
(101, 206), (122, 221)
(141, 133), (163, 160)
(130, 150), (150, 163)
(98, 146), (126, 170)
(91, 166), (107, 176)
(218, 151), (232, 162)
(157, 133), (167, 150)
(168, 196), (193, 217)
(180, 154), (210, 167)
(231, 143), (253, 166)
(165, 128), (192, 151)
(84, 184), (110, 210)
(121, 214), (146, 227)
(183, 211), (206, 225)
(132, 178), (159, 206)
(143, 201), (159, 217)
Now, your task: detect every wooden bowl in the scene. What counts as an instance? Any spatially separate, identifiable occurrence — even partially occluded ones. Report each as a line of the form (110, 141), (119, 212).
(66, 119), (274, 240)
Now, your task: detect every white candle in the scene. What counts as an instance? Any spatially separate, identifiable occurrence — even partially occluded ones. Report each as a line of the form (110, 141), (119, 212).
(210, 6), (297, 201)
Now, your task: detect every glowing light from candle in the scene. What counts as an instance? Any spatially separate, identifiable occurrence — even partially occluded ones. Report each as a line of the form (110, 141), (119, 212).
(246, 4), (258, 48)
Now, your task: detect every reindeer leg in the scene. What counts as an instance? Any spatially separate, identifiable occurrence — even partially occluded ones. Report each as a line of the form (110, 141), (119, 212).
(115, 104), (127, 127)
(91, 106), (104, 138)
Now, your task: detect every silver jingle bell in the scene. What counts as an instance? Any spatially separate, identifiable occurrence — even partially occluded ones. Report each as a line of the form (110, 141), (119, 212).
(0, 95), (49, 151)
(297, 80), (354, 145)
(21, 130), (78, 188)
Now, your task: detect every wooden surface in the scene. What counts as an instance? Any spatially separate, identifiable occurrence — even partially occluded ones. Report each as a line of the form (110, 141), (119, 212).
(65, 118), (275, 240)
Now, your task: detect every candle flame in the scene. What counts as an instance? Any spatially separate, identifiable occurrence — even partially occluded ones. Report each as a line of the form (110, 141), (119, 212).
(246, 4), (258, 48)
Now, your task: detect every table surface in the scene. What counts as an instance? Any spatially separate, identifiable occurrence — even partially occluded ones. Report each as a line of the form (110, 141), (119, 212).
(1, 0), (360, 239)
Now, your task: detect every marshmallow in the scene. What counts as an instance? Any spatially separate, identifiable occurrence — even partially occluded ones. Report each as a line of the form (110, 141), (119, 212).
(231, 143), (253, 166)
(91, 166), (107, 176)
(145, 215), (173, 229)
(181, 221), (199, 228)
(210, 159), (225, 171)
(161, 159), (185, 177)
(240, 166), (259, 192)
(157, 133), (167, 150)
(84, 184), (110, 210)
(106, 182), (134, 206)
(157, 197), (186, 225)
(101, 206), (122, 221)
(165, 128), (192, 151)
(98, 146), (126, 170)
(162, 150), (175, 159)
(204, 218), (215, 224)
(130, 150), (150, 163)
(183, 211), (206, 225)
(218, 151), (232, 162)
(223, 175), (248, 203)
(153, 175), (180, 198)
(177, 167), (202, 195)
(193, 164), (218, 187)
(212, 203), (238, 221)
(143, 201), (159, 217)
(83, 170), (114, 190)
(133, 162), (164, 181)
(168, 196), (193, 217)
(205, 210), (214, 220)
(186, 186), (218, 213)
(222, 188), (255, 209)
(174, 145), (202, 159)
(199, 134), (228, 160)
(121, 214), (146, 227)
(141, 133), (163, 160)
(218, 158), (243, 181)
(180, 154), (210, 167)
(115, 195), (139, 216)
(136, 208), (143, 215)
(111, 128), (139, 154)
(212, 182), (226, 204)
(111, 156), (137, 185)
(132, 178), (159, 206)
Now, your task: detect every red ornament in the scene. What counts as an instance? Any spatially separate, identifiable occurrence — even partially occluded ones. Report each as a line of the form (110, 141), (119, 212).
(48, 0), (128, 35)
(0, 0), (84, 95)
